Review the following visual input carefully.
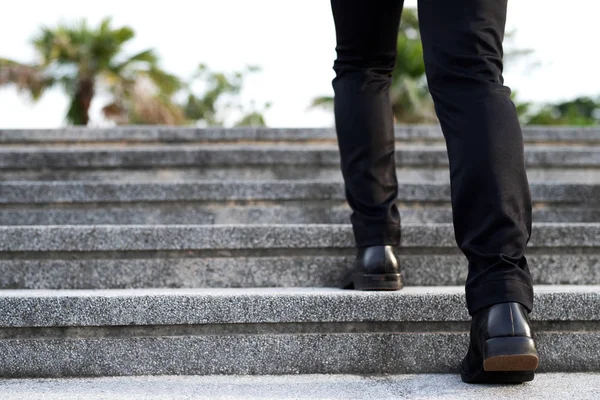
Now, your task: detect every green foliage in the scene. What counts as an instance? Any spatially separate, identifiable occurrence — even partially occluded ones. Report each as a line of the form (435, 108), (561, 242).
(390, 9), (436, 124)
(0, 58), (53, 100)
(310, 8), (436, 124)
(182, 64), (269, 127)
(309, 96), (334, 110)
(511, 91), (533, 125)
(1, 18), (268, 127)
(523, 97), (600, 126)
(392, 10), (425, 79)
(313, 9), (595, 127)
(235, 110), (269, 127)
(0, 18), (184, 125)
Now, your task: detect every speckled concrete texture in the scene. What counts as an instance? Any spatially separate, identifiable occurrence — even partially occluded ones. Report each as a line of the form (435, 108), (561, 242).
(1, 223), (600, 252)
(2, 181), (598, 204)
(0, 373), (599, 400)
(0, 287), (470, 327)
(1, 373), (599, 400)
(5, 205), (600, 225)
(0, 224), (355, 251)
(1, 145), (449, 169)
(0, 332), (598, 377)
(2, 145), (600, 171)
(6, 166), (600, 183)
(2, 181), (599, 226)
(0, 256), (357, 290)
(1, 126), (599, 380)
(1, 126), (599, 144)
(0, 127), (342, 143)
(0, 286), (598, 327)
(0, 253), (599, 289)
(1, 181), (446, 203)
(403, 254), (600, 286)
(0, 204), (421, 226)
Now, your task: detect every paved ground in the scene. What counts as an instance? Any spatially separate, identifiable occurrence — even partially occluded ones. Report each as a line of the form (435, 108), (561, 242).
(0, 373), (598, 399)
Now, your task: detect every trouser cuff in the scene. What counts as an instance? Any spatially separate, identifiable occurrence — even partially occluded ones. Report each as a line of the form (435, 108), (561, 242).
(466, 278), (534, 316)
(353, 222), (401, 248)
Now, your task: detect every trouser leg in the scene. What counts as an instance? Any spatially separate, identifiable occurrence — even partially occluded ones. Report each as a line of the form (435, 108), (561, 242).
(330, 0), (404, 248)
(418, 0), (534, 315)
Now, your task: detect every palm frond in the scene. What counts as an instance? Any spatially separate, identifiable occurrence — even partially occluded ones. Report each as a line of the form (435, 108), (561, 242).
(0, 58), (53, 100)
(145, 66), (182, 95)
(112, 27), (135, 46)
(120, 50), (158, 67)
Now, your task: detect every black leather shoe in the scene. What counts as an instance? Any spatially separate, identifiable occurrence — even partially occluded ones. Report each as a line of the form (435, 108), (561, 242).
(342, 245), (402, 291)
(461, 302), (539, 384)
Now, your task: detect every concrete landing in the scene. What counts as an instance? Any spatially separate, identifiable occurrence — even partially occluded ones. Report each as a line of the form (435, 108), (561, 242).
(0, 373), (598, 400)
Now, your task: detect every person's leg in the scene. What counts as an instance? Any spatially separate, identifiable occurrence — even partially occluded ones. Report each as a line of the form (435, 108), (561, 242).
(417, 0), (533, 315)
(330, 0), (404, 249)
(417, 0), (538, 383)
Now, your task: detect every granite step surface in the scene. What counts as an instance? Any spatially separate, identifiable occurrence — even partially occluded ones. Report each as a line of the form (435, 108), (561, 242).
(2, 144), (599, 169)
(2, 181), (599, 225)
(2, 126), (599, 145)
(1, 373), (599, 400)
(8, 167), (600, 183)
(2, 144), (599, 182)
(4, 203), (598, 225)
(1, 224), (598, 289)
(0, 286), (598, 377)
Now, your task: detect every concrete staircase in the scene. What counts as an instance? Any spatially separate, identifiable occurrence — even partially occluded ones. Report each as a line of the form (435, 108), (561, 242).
(0, 126), (599, 378)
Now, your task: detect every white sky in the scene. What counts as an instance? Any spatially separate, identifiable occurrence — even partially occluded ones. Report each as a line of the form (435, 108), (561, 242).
(1, 0), (599, 128)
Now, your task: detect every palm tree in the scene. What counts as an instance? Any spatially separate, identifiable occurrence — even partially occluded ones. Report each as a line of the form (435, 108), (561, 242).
(310, 8), (437, 124)
(0, 18), (182, 125)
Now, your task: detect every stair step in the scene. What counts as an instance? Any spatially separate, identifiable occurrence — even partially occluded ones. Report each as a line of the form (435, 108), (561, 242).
(2, 286), (597, 325)
(4, 181), (598, 203)
(0, 224), (598, 289)
(2, 126), (599, 380)
(0, 286), (597, 377)
(2, 126), (599, 145)
(2, 182), (599, 225)
(0, 373), (598, 399)
(4, 205), (598, 225)
(2, 144), (598, 168)
(3, 145), (598, 182)
(2, 224), (598, 251)
(5, 168), (600, 183)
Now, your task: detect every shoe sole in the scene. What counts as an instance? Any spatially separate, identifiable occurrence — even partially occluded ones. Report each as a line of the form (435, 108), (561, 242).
(483, 337), (539, 372)
(352, 273), (403, 291)
(461, 369), (535, 384)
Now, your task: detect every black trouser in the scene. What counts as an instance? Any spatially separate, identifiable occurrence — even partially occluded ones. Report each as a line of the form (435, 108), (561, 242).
(331, 0), (534, 315)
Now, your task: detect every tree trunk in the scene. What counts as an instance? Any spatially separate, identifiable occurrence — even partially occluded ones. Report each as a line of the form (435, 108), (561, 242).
(71, 78), (95, 125)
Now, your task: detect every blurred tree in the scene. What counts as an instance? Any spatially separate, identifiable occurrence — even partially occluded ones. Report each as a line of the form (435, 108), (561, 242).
(182, 64), (270, 127)
(310, 8), (436, 124)
(389, 9), (436, 123)
(510, 91), (533, 125)
(0, 18), (183, 125)
(523, 97), (600, 126)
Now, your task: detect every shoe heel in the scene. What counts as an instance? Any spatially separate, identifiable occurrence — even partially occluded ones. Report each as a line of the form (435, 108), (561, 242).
(483, 336), (539, 372)
(352, 273), (403, 291)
